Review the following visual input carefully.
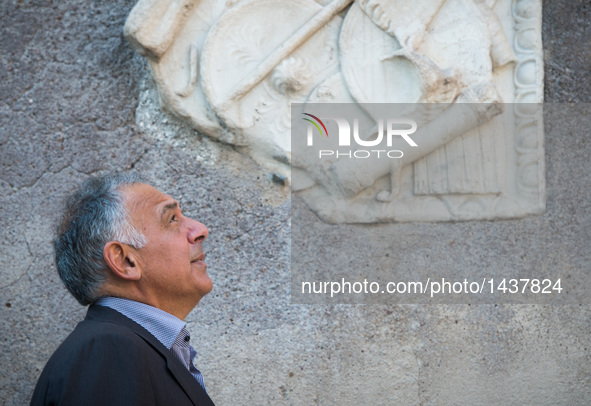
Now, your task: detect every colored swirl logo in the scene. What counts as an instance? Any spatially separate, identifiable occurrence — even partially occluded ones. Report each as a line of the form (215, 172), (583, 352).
(302, 113), (328, 138)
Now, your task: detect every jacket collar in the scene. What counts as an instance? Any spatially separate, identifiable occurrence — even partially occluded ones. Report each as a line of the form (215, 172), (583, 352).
(86, 304), (215, 406)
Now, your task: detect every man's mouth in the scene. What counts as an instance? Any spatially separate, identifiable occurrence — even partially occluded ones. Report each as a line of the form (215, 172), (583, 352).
(191, 254), (206, 263)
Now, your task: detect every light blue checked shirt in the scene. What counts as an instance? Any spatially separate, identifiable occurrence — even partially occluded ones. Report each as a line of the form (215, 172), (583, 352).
(95, 297), (206, 390)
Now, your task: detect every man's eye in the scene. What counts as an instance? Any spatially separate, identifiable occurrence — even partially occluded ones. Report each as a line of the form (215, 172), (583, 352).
(170, 215), (177, 223)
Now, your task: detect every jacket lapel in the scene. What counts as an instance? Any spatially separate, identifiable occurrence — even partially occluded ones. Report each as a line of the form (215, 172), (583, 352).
(86, 305), (215, 406)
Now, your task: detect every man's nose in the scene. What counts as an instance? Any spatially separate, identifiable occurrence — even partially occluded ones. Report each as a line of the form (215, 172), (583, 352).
(187, 218), (208, 243)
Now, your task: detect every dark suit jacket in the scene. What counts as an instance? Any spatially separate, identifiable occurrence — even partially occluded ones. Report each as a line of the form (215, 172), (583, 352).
(30, 305), (216, 406)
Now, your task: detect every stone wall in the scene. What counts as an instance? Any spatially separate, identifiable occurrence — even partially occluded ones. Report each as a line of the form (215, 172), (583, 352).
(1, 0), (590, 404)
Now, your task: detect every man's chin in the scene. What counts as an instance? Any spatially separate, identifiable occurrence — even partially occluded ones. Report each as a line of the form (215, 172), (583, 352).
(195, 276), (214, 298)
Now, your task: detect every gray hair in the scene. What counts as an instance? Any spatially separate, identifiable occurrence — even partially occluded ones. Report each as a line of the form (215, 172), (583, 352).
(54, 173), (147, 305)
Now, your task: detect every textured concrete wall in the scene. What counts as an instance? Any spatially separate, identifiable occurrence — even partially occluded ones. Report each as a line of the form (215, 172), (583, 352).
(1, 0), (590, 405)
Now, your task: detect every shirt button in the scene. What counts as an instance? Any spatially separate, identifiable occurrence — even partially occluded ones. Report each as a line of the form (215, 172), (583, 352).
(184, 335), (190, 342)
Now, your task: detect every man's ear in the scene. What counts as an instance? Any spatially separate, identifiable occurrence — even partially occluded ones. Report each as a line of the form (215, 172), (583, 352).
(103, 241), (141, 281)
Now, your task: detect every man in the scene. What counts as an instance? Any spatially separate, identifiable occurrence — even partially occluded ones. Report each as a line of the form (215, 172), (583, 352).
(31, 173), (216, 405)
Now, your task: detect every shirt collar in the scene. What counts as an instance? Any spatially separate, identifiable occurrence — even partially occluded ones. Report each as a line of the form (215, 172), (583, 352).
(95, 296), (186, 349)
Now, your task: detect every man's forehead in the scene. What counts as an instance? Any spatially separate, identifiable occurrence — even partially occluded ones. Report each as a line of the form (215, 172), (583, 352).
(122, 183), (177, 214)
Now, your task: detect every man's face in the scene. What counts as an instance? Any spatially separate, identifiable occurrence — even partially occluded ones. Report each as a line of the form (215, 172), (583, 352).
(122, 183), (212, 316)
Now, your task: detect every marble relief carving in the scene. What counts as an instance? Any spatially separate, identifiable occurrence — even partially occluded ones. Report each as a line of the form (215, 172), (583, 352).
(125, 0), (544, 223)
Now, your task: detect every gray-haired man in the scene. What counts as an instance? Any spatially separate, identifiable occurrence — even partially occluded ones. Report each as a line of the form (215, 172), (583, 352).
(31, 174), (216, 405)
